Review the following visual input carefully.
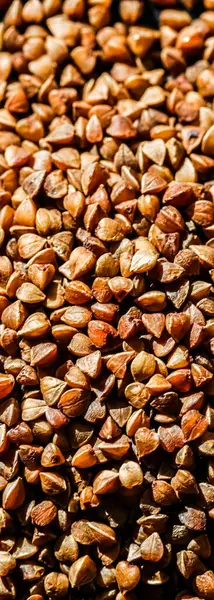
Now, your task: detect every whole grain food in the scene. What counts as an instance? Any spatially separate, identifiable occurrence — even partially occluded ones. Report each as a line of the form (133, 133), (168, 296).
(1, 0), (214, 599)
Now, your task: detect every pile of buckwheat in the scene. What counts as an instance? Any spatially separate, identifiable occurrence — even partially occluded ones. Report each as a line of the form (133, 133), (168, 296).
(2, 0), (214, 599)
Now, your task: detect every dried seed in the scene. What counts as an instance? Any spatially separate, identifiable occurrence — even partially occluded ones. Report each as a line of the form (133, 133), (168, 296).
(115, 561), (140, 592)
(131, 240), (159, 273)
(141, 533), (164, 562)
(135, 427), (159, 457)
(72, 520), (117, 547)
(69, 555), (97, 588)
(31, 500), (57, 526)
(131, 351), (156, 382)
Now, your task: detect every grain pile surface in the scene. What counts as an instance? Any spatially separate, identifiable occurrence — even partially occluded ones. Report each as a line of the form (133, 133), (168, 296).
(1, 0), (214, 599)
